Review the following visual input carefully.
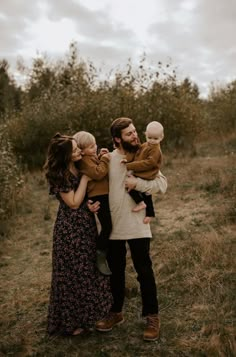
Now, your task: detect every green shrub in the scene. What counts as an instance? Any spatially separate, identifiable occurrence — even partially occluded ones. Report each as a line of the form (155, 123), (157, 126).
(5, 49), (203, 168)
(206, 81), (236, 135)
(0, 125), (23, 221)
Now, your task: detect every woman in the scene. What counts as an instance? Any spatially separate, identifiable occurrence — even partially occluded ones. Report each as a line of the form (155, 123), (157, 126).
(44, 133), (113, 336)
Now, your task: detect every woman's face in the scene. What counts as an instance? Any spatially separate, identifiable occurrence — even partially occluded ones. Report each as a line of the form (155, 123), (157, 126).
(71, 139), (82, 162)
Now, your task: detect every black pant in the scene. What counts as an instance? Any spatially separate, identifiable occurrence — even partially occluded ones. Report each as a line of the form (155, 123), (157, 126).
(129, 190), (155, 217)
(90, 194), (112, 251)
(107, 238), (159, 316)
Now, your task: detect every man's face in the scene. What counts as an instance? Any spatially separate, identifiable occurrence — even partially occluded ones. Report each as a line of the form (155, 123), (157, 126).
(120, 124), (140, 152)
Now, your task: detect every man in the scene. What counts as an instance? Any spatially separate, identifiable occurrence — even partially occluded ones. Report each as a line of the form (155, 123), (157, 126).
(95, 117), (167, 341)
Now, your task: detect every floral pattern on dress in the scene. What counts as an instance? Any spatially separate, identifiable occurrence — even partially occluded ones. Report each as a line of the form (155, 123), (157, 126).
(47, 173), (113, 335)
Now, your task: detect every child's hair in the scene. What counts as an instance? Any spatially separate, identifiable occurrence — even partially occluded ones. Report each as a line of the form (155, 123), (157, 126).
(73, 131), (96, 149)
(146, 121), (164, 134)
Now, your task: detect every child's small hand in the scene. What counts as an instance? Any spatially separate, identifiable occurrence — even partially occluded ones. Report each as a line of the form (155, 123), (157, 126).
(120, 159), (127, 164)
(99, 148), (109, 155)
(102, 153), (110, 160)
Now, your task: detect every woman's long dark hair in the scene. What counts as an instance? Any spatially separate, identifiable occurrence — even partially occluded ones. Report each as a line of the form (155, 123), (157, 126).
(44, 133), (74, 187)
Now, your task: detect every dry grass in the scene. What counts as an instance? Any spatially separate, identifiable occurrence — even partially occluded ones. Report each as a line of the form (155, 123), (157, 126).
(0, 152), (236, 356)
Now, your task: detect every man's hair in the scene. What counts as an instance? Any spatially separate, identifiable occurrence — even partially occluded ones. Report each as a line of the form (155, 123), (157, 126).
(110, 117), (133, 147)
(73, 131), (96, 149)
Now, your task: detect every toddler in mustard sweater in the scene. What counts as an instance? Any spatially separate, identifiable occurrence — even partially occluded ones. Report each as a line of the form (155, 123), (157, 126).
(74, 131), (112, 276)
(122, 121), (164, 224)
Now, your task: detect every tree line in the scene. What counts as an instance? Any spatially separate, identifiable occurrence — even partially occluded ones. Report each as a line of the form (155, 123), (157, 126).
(0, 42), (235, 221)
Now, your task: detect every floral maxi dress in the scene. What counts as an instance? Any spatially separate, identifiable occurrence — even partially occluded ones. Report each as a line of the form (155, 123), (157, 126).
(47, 174), (113, 335)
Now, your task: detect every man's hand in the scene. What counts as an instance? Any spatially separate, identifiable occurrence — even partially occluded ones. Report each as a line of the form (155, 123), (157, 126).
(125, 175), (137, 192)
(87, 200), (100, 213)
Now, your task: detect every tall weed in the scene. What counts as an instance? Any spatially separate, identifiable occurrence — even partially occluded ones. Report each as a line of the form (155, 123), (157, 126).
(0, 125), (23, 224)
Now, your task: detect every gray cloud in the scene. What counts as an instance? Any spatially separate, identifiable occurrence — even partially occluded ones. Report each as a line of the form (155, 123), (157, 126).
(0, 0), (41, 54)
(146, 0), (236, 94)
(0, 0), (236, 96)
(0, 0), (39, 17)
(45, 0), (138, 47)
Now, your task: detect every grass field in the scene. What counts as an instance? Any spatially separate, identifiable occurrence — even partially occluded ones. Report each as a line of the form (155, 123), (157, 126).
(0, 147), (236, 356)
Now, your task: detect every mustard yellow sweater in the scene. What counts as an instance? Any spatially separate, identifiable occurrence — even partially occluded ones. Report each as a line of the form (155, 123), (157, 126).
(78, 155), (109, 197)
(126, 142), (162, 180)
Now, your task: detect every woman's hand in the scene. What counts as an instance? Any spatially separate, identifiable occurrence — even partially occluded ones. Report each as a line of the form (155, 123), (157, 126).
(87, 200), (100, 213)
(125, 174), (137, 192)
(82, 174), (92, 182)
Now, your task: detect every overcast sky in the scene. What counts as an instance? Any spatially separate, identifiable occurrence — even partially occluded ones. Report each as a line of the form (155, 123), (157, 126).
(1, 0), (236, 97)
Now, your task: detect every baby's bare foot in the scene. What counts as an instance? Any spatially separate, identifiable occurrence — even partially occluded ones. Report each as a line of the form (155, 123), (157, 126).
(132, 201), (146, 212)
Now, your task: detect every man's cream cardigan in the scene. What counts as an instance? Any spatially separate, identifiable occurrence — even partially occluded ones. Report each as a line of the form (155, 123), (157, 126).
(108, 149), (167, 241)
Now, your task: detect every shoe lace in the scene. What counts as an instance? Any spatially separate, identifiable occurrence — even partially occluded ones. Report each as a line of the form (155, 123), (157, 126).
(146, 315), (159, 329)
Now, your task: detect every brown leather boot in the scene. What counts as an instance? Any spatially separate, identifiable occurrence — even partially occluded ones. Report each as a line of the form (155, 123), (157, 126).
(96, 312), (124, 332)
(143, 314), (160, 341)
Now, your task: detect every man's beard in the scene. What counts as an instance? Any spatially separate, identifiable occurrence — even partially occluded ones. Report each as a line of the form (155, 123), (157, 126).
(121, 138), (140, 153)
